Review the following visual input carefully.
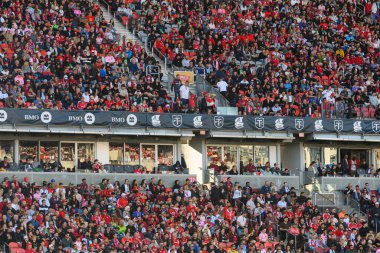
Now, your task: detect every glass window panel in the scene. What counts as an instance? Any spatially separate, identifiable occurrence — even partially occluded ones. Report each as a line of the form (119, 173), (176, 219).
(224, 146), (237, 170)
(240, 145), (253, 169)
(141, 145), (155, 172)
(40, 142), (59, 163)
(19, 141), (38, 164)
(304, 147), (321, 168)
(323, 147), (337, 165)
(78, 143), (95, 171)
(207, 146), (222, 167)
(61, 143), (75, 171)
(125, 143), (140, 165)
(158, 145), (174, 165)
(109, 143), (124, 165)
(0, 141), (14, 162)
(254, 146), (269, 167)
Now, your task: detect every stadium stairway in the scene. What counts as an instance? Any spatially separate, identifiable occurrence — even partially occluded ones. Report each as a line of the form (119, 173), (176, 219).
(304, 177), (368, 221)
(99, 3), (229, 106)
(100, 5), (170, 90)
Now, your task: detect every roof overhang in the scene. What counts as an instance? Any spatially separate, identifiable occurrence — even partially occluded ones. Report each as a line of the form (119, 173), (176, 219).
(310, 133), (379, 142)
(209, 130), (294, 140)
(0, 124), (195, 137)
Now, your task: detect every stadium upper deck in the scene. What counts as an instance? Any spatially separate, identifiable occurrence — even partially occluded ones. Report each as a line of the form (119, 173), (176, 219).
(0, 0), (379, 118)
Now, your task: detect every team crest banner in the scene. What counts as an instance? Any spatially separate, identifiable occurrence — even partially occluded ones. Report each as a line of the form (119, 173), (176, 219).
(0, 109), (380, 134)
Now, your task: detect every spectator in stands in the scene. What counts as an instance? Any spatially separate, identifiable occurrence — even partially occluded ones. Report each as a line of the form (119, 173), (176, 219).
(245, 159), (256, 174)
(349, 156), (360, 177)
(0, 156), (10, 171)
(261, 181), (271, 194)
(344, 183), (355, 198)
(92, 159), (104, 173)
(171, 161), (184, 174)
(179, 81), (190, 106)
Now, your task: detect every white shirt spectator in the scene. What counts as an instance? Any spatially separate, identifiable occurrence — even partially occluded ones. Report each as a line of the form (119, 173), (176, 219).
(277, 199), (287, 208)
(217, 80), (228, 92)
(39, 197), (50, 207)
(179, 85), (190, 99)
(246, 198), (256, 210)
(233, 189), (242, 199)
(0, 91), (8, 100)
(82, 93), (90, 102)
(322, 89), (333, 99)
(182, 58), (190, 68)
(184, 189), (192, 198)
(237, 215), (247, 227)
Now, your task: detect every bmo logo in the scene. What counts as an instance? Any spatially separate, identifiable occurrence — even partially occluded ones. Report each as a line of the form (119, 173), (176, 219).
(24, 114), (40, 120)
(68, 113), (96, 125)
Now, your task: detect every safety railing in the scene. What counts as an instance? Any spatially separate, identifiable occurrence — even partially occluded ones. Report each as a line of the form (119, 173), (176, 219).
(321, 102), (377, 119)
(145, 65), (162, 80)
(1, 242), (9, 253)
(170, 66), (231, 108)
(343, 193), (369, 221)
(152, 47), (169, 72)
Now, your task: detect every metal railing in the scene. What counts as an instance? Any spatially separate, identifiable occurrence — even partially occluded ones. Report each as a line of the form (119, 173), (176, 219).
(1, 242), (9, 253)
(170, 66), (231, 108)
(321, 102), (377, 119)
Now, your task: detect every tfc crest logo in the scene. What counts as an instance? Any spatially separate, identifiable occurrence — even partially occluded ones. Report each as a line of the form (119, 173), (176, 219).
(255, 117), (264, 129)
(295, 119), (304, 131)
(0, 110), (8, 122)
(84, 113), (95, 125)
(213, 116), (224, 128)
(334, 120), (343, 132)
(172, 115), (183, 127)
(314, 120), (324, 131)
(353, 121), (362, 133)
(235, 117), (244, 129)
(41, 111), (52, 124)
(126, 114), (137, 126)
(372, 121), (380, 133)
(193, 116), (203, 128)
(275, 118), (284, 130)
(152, 115), (161, 127)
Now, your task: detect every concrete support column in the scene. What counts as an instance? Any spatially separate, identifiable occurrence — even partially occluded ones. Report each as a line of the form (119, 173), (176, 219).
(181, 138), (205, 183)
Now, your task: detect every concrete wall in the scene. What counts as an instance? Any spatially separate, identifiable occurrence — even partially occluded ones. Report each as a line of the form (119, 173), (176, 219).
(281, 141), (304, 171)
(96, 142), (109, 164)
(269, 145), (278, 166)
(321, 177), (380, 191)
(0, 172), (196, 186)
(181, 139), (205, 183)
(217, 175), (300, 189)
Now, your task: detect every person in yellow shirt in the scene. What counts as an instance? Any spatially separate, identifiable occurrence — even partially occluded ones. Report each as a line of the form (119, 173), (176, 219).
(336, 48), (345, 58)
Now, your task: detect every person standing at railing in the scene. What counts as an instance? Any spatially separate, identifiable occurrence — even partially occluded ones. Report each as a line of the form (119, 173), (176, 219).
(342, 155), (349, 176)
(171, 75), (182, 101)
(349, 156), (360, 177)
(369, 202), (380, 231)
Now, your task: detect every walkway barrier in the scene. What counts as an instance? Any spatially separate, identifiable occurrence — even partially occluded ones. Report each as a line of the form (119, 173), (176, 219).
(0, 172), (196, 186)
(321, 102), (376, 119)
(217, 175), (300, 189)
(321, 176), (380, 190)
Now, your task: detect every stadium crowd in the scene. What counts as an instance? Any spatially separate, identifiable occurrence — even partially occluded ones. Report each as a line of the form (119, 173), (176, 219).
(0, 175), (379, 253)
(114, 0), (380, 118)
(0, 0), (200, 114)
(0, 0), (379, 117)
